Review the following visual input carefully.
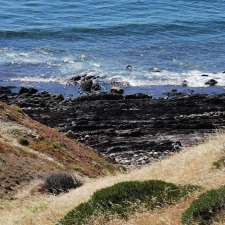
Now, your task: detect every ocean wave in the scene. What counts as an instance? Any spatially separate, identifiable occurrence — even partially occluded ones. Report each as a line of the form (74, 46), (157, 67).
(7, 69), (225, 88)
(1, 20), (225, 39)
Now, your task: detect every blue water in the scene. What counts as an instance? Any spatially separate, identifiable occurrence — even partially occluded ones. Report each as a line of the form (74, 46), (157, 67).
(1, 0), (225, 90)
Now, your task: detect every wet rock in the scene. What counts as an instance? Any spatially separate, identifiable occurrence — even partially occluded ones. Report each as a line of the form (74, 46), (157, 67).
(125, 93), (151, 100)
(80, 78), (93, 93)
(111, 87), (124, 95)
(126, 65), (133, 71)
(149, 67), (162, 73)
(76, 93), (124, 101)
(0, 94), (8, 101)
(201, 74), (209, 77)
(205, 79), (218, 86)
(3, 86), (225, 167)
(91, 82), (101, 92)
(0, 86), (12, 95)
(68, 75), (82, 84)
(167, 89), (186, 98)
(54, 94), (64, 101)
(78, 75), (102, 93)
(19, 87), (38, 95)
(182, 80), (188, 87)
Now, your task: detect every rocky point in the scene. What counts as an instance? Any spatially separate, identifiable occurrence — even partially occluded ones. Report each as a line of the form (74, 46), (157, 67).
(1, 86), (225, 166)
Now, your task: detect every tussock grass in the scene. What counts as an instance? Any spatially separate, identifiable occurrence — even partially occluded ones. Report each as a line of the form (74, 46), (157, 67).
(59, 180), (197, 225)
(182, 186), (225, 225)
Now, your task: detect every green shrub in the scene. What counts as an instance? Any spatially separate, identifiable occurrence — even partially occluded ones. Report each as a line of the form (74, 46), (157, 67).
(19, 138), (29, 146)
(182, 186), (225, 225)
(59, 180), (198, 225)
(44, 172), (82, 195)
(213, 157), (225, 169)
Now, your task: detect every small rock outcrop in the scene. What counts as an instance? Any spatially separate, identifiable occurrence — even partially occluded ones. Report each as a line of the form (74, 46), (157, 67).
(205, 79), (218, 86)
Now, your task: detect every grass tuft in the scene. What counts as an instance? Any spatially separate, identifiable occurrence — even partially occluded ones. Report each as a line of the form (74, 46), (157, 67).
(59, 180), (198, 225)
(182, 185), (225, 225)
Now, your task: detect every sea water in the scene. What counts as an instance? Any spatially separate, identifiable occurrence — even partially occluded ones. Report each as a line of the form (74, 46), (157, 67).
(0, 0), (225, 94)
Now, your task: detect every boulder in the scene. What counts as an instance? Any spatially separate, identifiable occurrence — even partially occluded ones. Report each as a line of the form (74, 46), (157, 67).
(111, 87), (124, 95)
(19, 87), (38, 95)
(205, 79), (218, 86)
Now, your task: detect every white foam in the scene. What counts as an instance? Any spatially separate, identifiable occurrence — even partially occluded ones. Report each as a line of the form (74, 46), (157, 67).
(112, 69), (225, 87)
(2, 48), (225, 88)
(0, 48), (55, 65)
(8, 69), (225, 88)
(10, 76), (66, 84)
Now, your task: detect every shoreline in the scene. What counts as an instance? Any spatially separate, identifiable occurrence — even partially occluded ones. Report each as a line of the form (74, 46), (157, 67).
(1, 85), (225, 166)
(1, 81), (225, 98)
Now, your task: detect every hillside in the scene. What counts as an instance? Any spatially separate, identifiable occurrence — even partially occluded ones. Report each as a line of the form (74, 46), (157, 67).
(0, 101), (116, 199)
(1, 125), (225, 224)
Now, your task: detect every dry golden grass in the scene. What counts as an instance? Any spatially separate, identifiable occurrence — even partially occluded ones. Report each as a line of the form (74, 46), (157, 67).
(0, 100), (118, 202)
(1, 131), (225, 225)
(90, 197), (197, 225)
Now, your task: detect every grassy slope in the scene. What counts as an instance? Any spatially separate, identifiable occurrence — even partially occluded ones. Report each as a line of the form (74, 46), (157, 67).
(182, 186), (225, 225)
(1, 126), (225, 225)
(0, 101), (116, 199)
(60, 181), (197, 225)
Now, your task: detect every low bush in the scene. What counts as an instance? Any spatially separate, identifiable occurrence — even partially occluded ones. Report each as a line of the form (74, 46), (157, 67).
(182, 186), (225, 225)
(59, 180), (198, 225)
(18, 138), (29, 146)
(213, 157), (225, 169)
(44, 172), (82, 195)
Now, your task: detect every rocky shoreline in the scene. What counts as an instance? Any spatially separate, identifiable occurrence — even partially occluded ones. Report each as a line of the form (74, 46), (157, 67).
(1, 86), (225, 166)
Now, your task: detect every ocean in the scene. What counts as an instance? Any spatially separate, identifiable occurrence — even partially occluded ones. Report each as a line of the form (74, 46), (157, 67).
(0, 0), (225, 95)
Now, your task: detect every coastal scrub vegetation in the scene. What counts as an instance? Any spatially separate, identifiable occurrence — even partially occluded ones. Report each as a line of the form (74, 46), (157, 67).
(43, 172), (82, 195)
(18, 137), (30, 146)
(182, 186), (225, 225)
(213, 156), (225, 169)
(59, 180), (198, 225)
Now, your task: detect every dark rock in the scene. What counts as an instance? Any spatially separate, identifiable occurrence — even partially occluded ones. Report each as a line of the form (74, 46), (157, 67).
(80, 79), (93, 93)
(205, 79), (218, 86)
(111, 87), (124, 95)
(149, 67), (162, 73)
(201, 74), (209, 77)
(65, 130), (77, 139)
(125, 93), (151, 100)
(85, 75), (97, 80)
(0, 86), (12, 95)
(126, 65), (133, 71)
(3, 86), (225, 167)
(76, 93), (124, 101)
(19, 87), (38, 95)
(28, 87), (38, 95)
(91, 83), (101, 92)
(182, 80), (188, 87)
(167, 89), (186, 98)
(69, 75), (81, 83)
(55, 94), (64, 101)
(0, 94), (8, 101)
